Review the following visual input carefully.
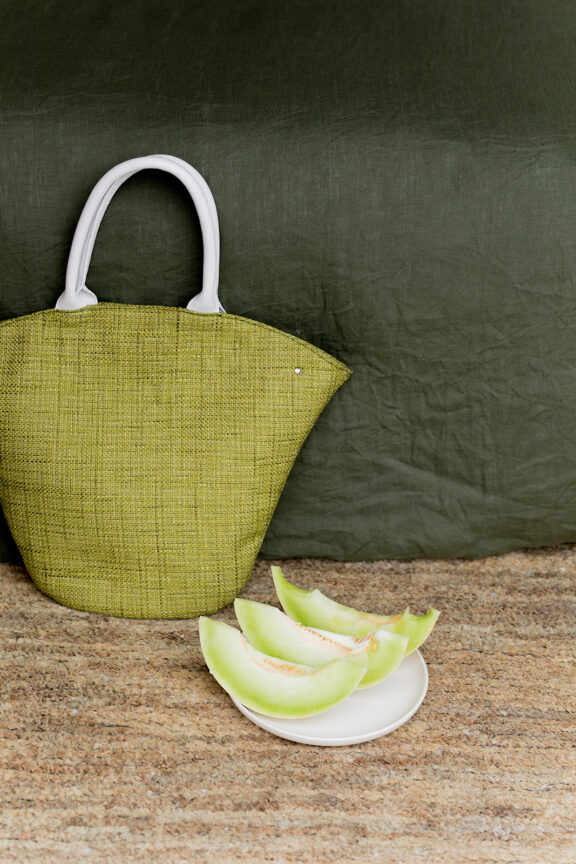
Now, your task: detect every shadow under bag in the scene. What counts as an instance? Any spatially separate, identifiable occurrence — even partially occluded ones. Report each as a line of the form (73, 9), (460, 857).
(0, 154), (351, 618)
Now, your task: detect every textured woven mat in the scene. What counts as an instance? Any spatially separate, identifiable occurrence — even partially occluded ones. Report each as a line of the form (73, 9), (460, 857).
(1, 550), (574, 864)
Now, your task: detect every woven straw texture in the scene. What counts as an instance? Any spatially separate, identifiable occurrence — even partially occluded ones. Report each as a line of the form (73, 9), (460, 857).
(0, 303), (350, 618)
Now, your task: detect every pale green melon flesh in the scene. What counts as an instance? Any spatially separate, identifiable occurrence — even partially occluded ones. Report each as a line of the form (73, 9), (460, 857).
(377, 608), (441, 655)
(234, 598), (408, 689)
(199, 617), (367, 718)
(354, 628), (409, 688)
(234, 598), (356, 664)
(311, 624), (408, 688)
(272, 565), (440, 654)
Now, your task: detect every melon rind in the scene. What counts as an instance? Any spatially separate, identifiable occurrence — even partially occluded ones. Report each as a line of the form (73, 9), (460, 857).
(199, 616), (368, 718)
(271, 565), (440, 654)
(234, 598), (409, 689)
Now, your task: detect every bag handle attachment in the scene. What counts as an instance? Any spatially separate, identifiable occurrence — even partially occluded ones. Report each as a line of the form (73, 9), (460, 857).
(56, 154), (225, 313)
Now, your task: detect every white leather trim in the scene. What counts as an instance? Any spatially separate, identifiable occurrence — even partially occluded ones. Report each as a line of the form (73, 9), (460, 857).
(56, 154), (224, 312)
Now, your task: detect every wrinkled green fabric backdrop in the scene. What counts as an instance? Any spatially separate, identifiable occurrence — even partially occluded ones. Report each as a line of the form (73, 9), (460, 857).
(2, 0), (576, 562)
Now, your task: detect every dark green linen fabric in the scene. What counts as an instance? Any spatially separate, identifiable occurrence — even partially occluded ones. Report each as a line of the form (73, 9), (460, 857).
(2, 0), (576, 562)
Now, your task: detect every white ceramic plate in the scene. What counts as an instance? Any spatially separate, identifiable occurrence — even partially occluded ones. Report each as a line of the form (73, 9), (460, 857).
(230, 649), (429, 746)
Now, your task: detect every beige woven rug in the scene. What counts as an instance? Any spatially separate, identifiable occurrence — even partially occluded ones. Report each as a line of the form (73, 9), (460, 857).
(1, 549), (574, 864)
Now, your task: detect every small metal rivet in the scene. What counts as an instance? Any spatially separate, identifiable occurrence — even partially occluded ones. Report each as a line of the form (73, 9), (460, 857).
(294, 367), (301, 374)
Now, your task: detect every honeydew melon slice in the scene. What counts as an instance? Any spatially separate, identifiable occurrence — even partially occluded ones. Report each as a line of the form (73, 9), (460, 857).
(199, 616), (368, 718)
(271, 565), (440, 655)
(234, 598), (408, 689)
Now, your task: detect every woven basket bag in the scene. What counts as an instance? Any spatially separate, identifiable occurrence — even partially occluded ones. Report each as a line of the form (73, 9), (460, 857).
(0, 154), (351, 619)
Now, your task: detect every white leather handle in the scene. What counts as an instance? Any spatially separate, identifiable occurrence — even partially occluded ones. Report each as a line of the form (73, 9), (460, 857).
(56, 154), (225, 312)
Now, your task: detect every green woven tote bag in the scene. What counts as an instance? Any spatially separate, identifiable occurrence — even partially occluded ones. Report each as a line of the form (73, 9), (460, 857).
(0, 154), (351, 619)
